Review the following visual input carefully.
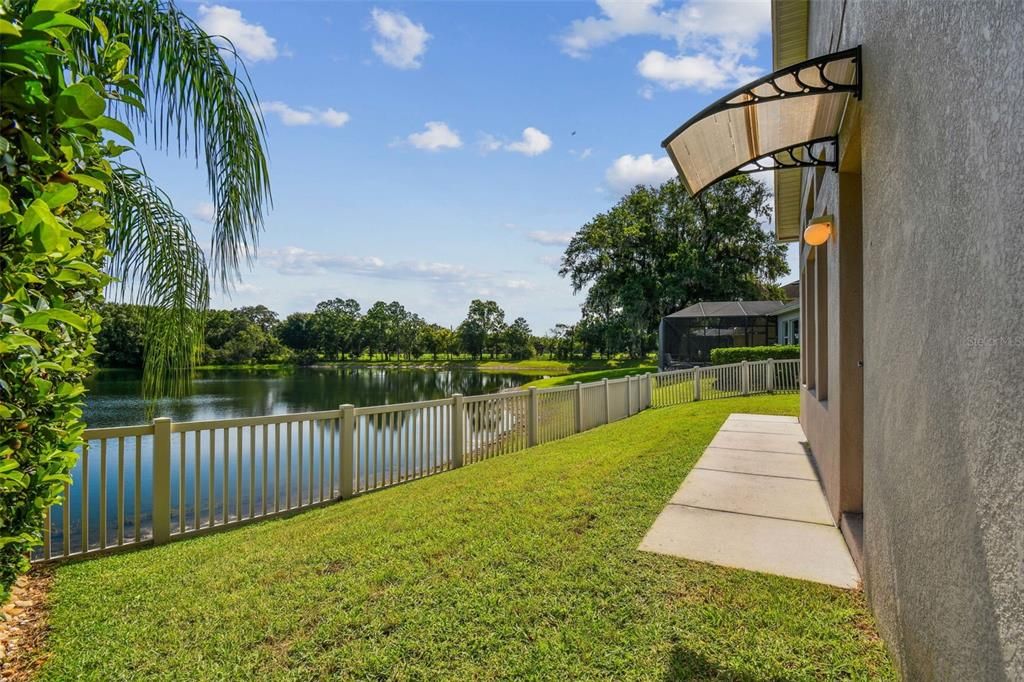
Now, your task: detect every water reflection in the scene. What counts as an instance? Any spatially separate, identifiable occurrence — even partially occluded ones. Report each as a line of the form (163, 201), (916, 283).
(84, 366), (535, 427)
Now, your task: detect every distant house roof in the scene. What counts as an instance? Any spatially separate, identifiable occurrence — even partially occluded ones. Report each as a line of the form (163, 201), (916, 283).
(775, 299), (800, 315)
(666, 300), (789, 318)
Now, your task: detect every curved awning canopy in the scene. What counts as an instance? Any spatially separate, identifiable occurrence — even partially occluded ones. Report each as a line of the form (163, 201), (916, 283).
(662, 47), (861, 197)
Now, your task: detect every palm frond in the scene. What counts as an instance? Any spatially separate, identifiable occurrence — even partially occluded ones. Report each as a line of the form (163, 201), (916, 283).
(105, 166), (210, 398)
(77, 0), (271, 287)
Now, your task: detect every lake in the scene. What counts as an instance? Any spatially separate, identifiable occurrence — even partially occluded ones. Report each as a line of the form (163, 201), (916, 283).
(41, 366), (541, 559)
(84, 366), (538, 427)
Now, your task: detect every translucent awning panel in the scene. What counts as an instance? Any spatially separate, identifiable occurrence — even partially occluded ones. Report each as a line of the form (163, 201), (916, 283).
(662, 47), (861, 196)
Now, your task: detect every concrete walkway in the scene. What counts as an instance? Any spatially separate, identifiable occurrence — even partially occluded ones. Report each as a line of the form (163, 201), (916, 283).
(639, 413), (860, 588)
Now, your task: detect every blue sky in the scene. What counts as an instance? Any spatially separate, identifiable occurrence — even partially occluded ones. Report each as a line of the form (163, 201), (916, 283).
(139, 0), (795, 332)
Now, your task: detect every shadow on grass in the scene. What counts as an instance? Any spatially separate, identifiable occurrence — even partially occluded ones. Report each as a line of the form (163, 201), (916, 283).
(663, 643), (787, 682)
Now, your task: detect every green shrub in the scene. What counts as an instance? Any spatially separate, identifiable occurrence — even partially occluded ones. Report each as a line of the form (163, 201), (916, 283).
(710, 345), (799, 365)
(0, 2), (129, 598)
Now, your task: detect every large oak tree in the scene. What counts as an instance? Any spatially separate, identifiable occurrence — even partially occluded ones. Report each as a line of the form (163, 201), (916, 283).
(560, 176), (788, 357)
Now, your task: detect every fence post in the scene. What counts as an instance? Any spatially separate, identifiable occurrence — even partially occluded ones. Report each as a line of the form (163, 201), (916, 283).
(626, 376), (634, 416)
(741, 360), (750, 395)
(693, 367), (702, 401)
(527, 387), (539, 447)
(574, 382), (584, 433)
(603, 378), (611, 424)
(766, 359), (775, 393)
(451, 394), (464, 468)
(152, 417), (171, 545)
(646, 373), (654, 409)
(340, 404), (355, 498)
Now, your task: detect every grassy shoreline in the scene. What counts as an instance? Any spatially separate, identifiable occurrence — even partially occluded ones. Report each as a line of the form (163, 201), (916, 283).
(523, 365), (658, 388)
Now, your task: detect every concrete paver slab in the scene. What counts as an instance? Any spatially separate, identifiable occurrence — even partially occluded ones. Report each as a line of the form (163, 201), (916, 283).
(725, 413), (799, 423)
(669, 468), (833, 525)
(720, 420), (806, 436)
(639, 505), (860, 588)
(695, 447), (818, 480)
(709, 430), (808, 455)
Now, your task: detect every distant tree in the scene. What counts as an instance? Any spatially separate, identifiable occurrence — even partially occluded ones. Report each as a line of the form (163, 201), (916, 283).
(577, 306), (632, 359)
(550, 323), (579, 361)
(204, 309), (250, 351)
(217, 326), (263, 365)
(440, 327), (459, 359)
(276, 312), (315, 352)
(361, 301), (412, 360)
(505, 317), (534, 360)
(95, 304), (147, 368)
(560, 176), (788, 357)
(531, 335), (549, 359)
(235, 305), (279, 334)
(311, 298), (361, 360)
(418, 324), (446, 361)
(393, 305), (423, 360)
(202, 307), (286, 364)
(458, 300), (505, 360)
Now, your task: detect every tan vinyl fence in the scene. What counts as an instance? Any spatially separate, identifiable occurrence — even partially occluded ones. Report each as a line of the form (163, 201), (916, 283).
(33, 358), (798, 564)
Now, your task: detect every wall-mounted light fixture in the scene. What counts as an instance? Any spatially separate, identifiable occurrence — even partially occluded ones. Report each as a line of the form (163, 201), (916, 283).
(804, 214), (833, 246)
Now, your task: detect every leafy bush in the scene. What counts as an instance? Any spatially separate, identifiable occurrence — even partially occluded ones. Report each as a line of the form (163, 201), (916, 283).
(0, 1), (131, 598)
(710, 345), (799, 365)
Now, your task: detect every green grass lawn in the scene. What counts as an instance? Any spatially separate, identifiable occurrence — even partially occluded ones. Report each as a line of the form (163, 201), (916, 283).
(37, 395), (894, 681)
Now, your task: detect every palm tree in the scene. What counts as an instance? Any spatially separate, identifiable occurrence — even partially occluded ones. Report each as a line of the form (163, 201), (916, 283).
(12, 0), (271, 396)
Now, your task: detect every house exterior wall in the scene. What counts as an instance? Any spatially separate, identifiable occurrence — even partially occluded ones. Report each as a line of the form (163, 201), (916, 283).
(798, 1), (1023, 679)
(776, 309), (799, 344)
(799, 169), (862, 524)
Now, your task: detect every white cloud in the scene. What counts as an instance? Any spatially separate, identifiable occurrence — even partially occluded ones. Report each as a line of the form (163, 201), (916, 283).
(478, 133), (503, 153)
(261, 246), (536, 296)
(479, 127), (553, 156)
(605, 153), (676, 191)
(561, 0), (768, 57)
(639, 84), (655, 100)
(526, 230), (573, 246)
(197, 5), (278, 62)
(318, 109), (352, 127)
(192, 201), (216, 223)
(232, 282), (263, 295)
(505, 127), (552, 156)
(560, 0), (769, 92)
(407, 121), (462, 151)
(261, 101), (350, 128)
(637, 50), (761, 91)
(370, 8), (431, 69)
(570, 147), (593, 159)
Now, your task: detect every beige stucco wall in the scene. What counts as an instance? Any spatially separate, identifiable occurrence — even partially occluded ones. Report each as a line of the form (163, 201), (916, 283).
(803, 1), (1024, 679)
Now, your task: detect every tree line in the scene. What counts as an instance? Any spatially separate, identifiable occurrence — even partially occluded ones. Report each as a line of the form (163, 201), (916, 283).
(95, 298), (540, 367)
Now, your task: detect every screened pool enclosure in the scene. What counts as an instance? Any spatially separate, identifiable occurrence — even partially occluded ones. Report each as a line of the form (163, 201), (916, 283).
(658, 301), (787, 369)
